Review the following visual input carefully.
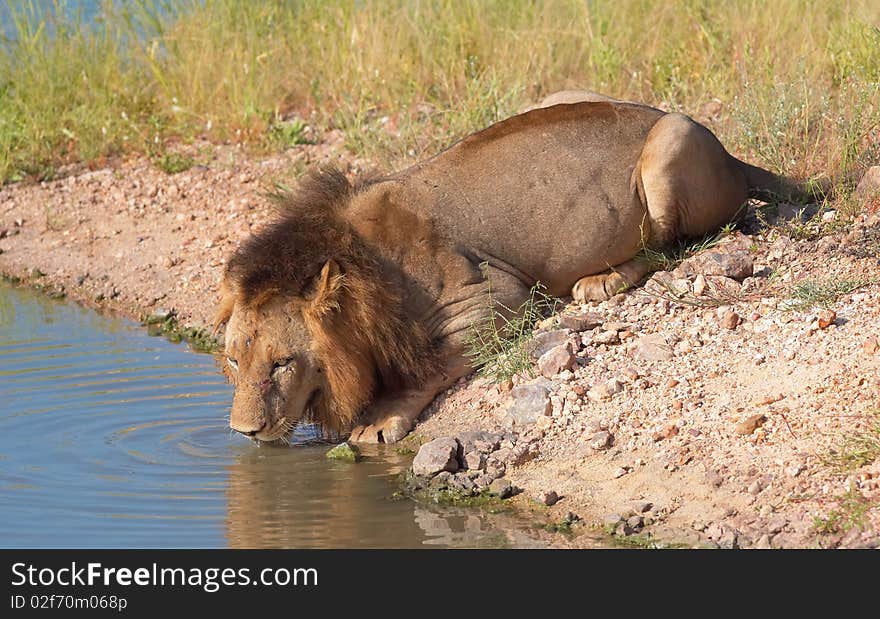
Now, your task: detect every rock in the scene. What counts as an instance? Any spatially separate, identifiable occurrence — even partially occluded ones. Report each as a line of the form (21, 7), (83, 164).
(456, 430), (502, 454)
(592, 329), (620, 345)
(536, 490), (560, 506)
(754, 534), (773, 549)
(679, 249), (753, 281)
(693, 273), (708, 296)
(528, 329), (571, 359)
(506, 384), (552, 426)
(589, 430), (614, 450)
(603, 513), (624, 528)
(862, 336), (879, 355)
(588, 378), (623, 402)
(855, 166), (880, 202)
(735, 414), (767, 436)
(464, 451), (486, 471)
(652, 423), (679, 442)
(767, 516), (787, 535)
(488, 478), (515, 499)
(721, 310), (741, 330)
(412, 437), (461, 476)
(537, 344), (575, 378)
(632, 501), (653, 513)
(558, 311), (602, 332)
(626, 515), (644, 530)
(817, 309), (836, 329)
(637, 333), (674, 361)
(325, 441), (360, 462)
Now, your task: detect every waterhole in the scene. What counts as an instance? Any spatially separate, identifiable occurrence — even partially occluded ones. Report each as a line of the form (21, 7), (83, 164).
(0, 283), (549, 548)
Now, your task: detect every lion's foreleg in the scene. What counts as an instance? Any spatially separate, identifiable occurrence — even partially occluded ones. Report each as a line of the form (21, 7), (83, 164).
(571, 258), (654, 302)
(349, 356), (470, 444)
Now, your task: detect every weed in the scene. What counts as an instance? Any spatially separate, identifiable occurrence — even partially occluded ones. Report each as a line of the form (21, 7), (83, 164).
(152, 151), (194, 175)
(464, 271), (561, 383)
(143, 312), (221, 353)
(813, 487), (871, 534)
(782, 277), (869, 312)
(823, 411), (880, 473)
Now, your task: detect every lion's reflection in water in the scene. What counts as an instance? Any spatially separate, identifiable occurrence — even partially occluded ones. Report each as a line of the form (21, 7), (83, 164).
(223, 444), (541, 548)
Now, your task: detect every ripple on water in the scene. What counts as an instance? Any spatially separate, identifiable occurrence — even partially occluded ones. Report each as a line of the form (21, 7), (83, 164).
(0, 284), (545, 548)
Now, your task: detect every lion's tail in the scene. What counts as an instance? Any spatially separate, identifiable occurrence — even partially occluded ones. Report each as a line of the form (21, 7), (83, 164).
(736, 158), (830, 204)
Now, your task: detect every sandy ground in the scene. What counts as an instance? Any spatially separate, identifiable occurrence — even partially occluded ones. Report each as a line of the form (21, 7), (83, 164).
(2, 134), (879, 549)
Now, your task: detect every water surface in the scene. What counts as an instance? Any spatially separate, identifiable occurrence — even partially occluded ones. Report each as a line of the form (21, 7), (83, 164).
(0, 283), (545, 548)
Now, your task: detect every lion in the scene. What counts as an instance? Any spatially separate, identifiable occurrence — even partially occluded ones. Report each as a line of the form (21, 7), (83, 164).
(214, 94), (811, 444)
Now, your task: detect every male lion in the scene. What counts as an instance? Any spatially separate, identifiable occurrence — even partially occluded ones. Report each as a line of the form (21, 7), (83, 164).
(214, 96), (808, 444)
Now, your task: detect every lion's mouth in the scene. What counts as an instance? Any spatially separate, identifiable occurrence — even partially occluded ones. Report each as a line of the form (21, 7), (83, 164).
(253, 389), (320, 445)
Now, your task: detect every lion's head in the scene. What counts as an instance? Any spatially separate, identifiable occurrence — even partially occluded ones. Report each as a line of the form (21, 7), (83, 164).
(214, 167), (438, 444)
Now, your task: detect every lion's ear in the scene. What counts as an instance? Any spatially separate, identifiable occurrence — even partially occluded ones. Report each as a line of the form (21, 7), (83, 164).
(213, 279), (236, 336)
(306, 260), (343, 316)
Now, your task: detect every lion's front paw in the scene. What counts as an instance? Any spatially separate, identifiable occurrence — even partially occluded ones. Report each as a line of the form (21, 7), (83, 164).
(572, 273), (630, 302)
(349, 415), (413, 444)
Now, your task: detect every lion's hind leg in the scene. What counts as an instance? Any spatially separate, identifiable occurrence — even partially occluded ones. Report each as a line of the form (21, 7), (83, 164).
(571, 258), (653, 303)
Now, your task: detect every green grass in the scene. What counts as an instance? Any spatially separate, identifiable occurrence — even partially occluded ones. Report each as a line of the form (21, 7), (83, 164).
(152, 151), (194, 174)
(783, 277), (869, 312)
(637, 222), (736, 273)
(823, 411), (880, 473)
(813, 487), (871, 535)
(1, 0), (878, 199)
(464, 273), (561, 383)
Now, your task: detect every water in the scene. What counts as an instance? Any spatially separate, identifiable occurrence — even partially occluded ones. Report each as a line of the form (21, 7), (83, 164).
(0, 283), (545, 548)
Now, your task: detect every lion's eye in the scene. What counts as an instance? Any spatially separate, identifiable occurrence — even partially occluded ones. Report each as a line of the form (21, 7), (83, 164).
(227, 357), (238, 370)
(272, 358), (295, 373)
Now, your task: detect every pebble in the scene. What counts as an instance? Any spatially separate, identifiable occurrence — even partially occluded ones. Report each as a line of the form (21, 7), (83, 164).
(735, 414), (767, 436)
(817, 309), (836, 329)
(557, 311), (602, 332)
(637, 333), (674, 361)
(589, 430), (614, 450)
(537, 344), (575, 378)
(488, 478), (515, 499)
(587, 379), (623, 402)
(721, 310), (741, 330)
(536, 490), (560, 506)
(411, 437), (461, 477)
(506, 384), (552, 426)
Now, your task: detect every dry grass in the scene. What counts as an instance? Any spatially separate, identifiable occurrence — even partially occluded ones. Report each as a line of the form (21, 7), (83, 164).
(1, 0), (878, 195)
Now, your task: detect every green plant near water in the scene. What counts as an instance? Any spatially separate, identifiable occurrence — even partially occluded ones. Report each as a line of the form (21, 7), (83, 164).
(143, 312), (221, 353)
(783, 277), (869, 312)
(464, 272), (561, 383)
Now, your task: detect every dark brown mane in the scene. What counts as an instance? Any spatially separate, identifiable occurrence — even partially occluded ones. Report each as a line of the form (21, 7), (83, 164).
(217, 166), (439, 431)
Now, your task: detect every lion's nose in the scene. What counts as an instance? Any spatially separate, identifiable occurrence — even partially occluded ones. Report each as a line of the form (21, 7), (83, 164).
(231, 420), (266, 437)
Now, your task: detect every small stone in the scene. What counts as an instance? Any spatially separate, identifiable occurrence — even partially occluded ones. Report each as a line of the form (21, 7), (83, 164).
(558, 311), (603, 332)
(464, 451), (486, 471)
(767, 516), (787, 534)
(626, 515), (644, 530)
(488, 478), (514, 499)
(612, 467), (628, 479)
(817, 309), (836, 329)
(621, 367), (640, 381)
(587, 378), (623, 402)
(754, 534), (773, 549)
(325, 441), (360, 462)
(589, 430), (613, 450)
(506, 384), (552, 426)
(679, 249), (753, 281)
(592, 329), (620, 345)
(747, 479), (764, 495)
(736, 414), (767, 436)
(632, 501), (653, 513)
(536, 490), (560, 506)
(721, 310), (741, 330)
(786, 464), (805, 478)
(693, 273), (708, 296)
(411, 437), (461, 477)
(637, 333), (674, 361)
(537, 344), (575, 378)
(862, 336), (879, 355)
(653, 423), (679, 442)
(603, 513), (624, 527)
(529, 329), (571, 359)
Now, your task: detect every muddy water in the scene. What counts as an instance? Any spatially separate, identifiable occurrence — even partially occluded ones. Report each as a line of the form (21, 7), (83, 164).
(0, 283), (546, 548)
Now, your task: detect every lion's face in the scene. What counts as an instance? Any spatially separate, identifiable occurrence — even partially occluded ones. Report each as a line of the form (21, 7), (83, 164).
(223, 296), (326, 443)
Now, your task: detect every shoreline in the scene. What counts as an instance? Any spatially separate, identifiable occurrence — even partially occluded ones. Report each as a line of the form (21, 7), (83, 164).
(2, 142), (879, 549)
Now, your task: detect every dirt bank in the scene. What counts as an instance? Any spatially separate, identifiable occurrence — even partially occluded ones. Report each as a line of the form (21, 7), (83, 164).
(2, 138), (878, 549)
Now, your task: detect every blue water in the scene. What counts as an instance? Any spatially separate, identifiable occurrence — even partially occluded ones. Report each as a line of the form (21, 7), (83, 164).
(0, 283), (543, 548)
